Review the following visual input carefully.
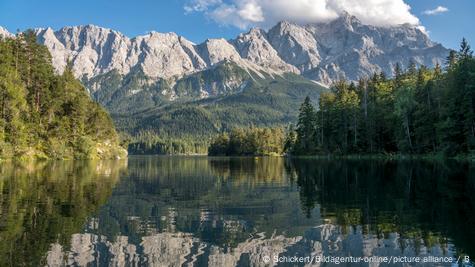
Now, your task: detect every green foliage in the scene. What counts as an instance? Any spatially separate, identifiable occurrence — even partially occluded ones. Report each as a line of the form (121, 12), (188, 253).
(208, 132), (230, 156)
(85, 67), (168, 114)
(208, 127), (285, 156)
(128, 131), (208, 155)
(293, 96), (317, 155)
(85, 61), (253, 114)
(287, 39), (475, 157)
(112, 70), (326, 155)
(0, 160), (126, 266)
(0, 33), (124, 159)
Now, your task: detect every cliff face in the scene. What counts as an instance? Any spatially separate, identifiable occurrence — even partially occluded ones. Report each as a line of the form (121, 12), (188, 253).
(21, 13), (446, 91)
(33, 25), (293, 85)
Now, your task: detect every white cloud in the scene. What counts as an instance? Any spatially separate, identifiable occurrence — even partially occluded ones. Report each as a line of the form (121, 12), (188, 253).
(423, 6), (449, 16)
(184, 0), (222, 13)
(184, 0), (421, 29)
(237, 2), (264, 22)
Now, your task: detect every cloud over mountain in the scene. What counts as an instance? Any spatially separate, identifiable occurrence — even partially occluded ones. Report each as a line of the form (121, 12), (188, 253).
(184, 0), (421, 29)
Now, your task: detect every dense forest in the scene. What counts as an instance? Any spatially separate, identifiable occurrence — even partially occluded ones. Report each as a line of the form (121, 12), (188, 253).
(286, 39), (475, 158)
(208, 127), (285, 156)
(113, 71), (326, 155)
(127, 131), (208, 155)
(0, 32), (126, 160)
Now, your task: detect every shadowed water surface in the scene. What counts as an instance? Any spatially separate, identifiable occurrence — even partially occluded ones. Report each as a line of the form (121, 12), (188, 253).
(0, 157), (474, 266)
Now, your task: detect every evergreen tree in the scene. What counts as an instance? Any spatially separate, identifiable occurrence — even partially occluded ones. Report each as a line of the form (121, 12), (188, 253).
(394, 84), (416, 152)
(283, 124), (296, 153)
(413, 68), (437, 152)
(287, 39), (475, 158)
(394, 63), (403, 88)
(458, 38), (473, 60)
(294, 96), (317, 155)
(446, 50), (457, 70)
(0, 32), (124, 159)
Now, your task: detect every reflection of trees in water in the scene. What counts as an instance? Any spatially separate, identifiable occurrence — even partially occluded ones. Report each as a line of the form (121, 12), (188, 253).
(286, 159), (475, 257)
(96, 158), (475, 259)
(93, 157), (314, 250)
(208, 157), (290, 187)
(0, 160), (126, 266)
(123, 156), (289, 201)
(23, 158), (474, 266)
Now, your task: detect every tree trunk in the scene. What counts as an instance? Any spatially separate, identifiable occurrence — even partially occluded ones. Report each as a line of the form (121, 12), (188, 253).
(405, 115), (413, 150)
(321, 111), (324, 146)
(364, 88), (368, 118)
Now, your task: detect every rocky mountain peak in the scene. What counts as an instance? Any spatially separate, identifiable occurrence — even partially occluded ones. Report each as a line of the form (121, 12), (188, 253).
(198, 38), (241, 65)
(267, 21), (322, 72)
(241, 27), (266, 38)
(232, 27), (299, 73)
(1, 17), (449, 88)
(269, 20), (303, 35)
(335, 11), (362, 28)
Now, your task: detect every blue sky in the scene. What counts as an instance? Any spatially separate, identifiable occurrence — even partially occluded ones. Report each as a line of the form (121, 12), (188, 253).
(0, 0), (472, 49)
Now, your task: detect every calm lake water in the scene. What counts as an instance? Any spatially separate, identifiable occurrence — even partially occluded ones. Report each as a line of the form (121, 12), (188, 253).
(0, 157), (474, 267)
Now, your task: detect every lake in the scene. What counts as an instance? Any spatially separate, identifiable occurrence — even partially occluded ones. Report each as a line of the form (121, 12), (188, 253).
(0, 157), (474, 266)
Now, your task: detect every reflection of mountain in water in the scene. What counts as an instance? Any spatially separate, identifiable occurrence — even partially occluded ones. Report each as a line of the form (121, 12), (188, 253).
(41, 157), (474, 266)
(46, 231), (299, 267)
(45, 224), (454, 267)
(288, 159), (475, 258)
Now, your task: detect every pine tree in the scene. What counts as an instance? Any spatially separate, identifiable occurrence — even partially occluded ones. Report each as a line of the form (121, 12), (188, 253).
(0, 32), (123, 159)
(393, 64), (403, 89)
(458, 38), (473, 60)
(407, 60), (417, 77)
(294, 96), (317, 155)
(413, 68), (437, 152)
(283, 124), (296, 153)
(446, 50), (457, 70)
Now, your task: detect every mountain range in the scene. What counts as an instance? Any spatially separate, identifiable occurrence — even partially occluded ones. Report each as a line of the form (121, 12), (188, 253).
(24, 13), (447, 83)
(0, 13), (449, 137)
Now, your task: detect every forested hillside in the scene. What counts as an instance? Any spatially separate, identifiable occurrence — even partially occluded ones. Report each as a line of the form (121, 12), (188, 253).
(86, 61), (254, 114)
(286, 39), (475, 158)
(0, 31), (126, 160)
(118, 72), (327, 155)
